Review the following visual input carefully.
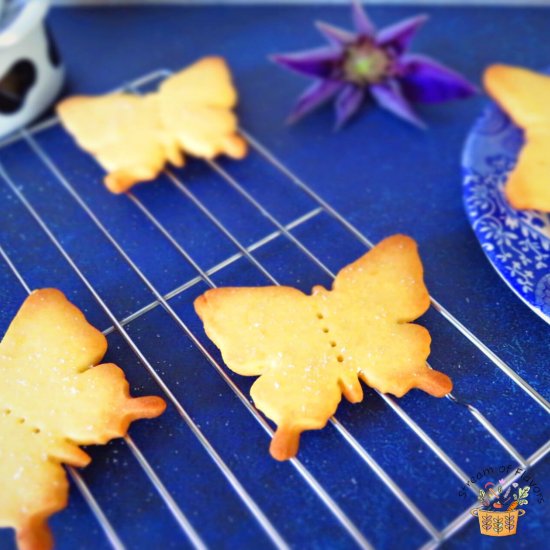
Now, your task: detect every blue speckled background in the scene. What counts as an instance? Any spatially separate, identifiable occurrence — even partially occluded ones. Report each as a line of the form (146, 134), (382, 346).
(0, 4), (548, 549)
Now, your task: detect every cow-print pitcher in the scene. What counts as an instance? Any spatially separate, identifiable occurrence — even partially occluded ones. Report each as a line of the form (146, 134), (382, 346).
(0, 0), (63, 138)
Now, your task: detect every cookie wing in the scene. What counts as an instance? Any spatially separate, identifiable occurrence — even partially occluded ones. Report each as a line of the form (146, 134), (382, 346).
(57, 93), (179, 194)
(483, 64), (550, 128)
(195, 286), (311, 376)
(158, 57), (247, 160)
(484, 64), (550, 211)
(0, 289), (165, 550)
(323, 234), (452, 397)
(330, 234), (431, 321)
(195, 286), (346, 460)
(505, 129), (550, 211)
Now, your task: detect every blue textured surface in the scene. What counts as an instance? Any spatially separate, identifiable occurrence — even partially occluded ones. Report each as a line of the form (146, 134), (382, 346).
(0, 4), (549, 550)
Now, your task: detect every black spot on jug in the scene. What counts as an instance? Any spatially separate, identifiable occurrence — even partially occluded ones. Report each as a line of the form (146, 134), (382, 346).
(0, 60), (36, 114)
(45, 22), (61, 67)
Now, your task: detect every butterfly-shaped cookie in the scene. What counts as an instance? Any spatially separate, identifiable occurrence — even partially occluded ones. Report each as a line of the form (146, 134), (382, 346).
(484, 64), (550, 212)
(195, 235), (452, 460)
(57, 57), (247, 194)
(0, 289), (165, 550)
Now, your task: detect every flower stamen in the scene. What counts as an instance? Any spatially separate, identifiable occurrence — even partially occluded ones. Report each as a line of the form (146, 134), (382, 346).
(344, 41), (390, 85)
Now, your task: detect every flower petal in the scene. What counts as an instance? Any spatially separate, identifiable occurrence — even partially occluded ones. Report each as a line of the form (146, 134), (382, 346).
(370, 80), (426, 128)
(272, 47), (342, 78)
(351, 0), (376, 36)
(399, 54), (478, 103)
(335, 84), (365, 129)
(315, 21), (355, 47)
(377, 14), (429, 55)
(287, 79), (344, 124)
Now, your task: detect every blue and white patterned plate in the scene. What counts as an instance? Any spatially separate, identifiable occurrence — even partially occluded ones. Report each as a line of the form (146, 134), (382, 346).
(462, 69), (550, 325)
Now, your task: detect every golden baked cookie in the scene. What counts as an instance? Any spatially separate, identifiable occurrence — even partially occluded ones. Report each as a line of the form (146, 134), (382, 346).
(195, 235), (452, 460)
(57, 57), (247, 194)
(0, 289), (166, 550)
(484, 64), (550, 212)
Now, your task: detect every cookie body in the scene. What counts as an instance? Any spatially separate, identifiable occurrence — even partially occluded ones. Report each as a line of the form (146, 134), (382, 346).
(0, 289), (166, 550)
(195, 235), (452, 460)
(57, 57), (247, 194)
(484, 64), (550, 212)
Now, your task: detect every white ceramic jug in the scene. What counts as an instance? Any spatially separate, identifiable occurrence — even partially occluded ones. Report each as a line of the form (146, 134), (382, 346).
(0, 0), (64, 139)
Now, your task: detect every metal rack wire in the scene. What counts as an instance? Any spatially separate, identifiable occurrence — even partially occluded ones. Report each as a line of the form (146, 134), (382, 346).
(0, 69), (548, 549)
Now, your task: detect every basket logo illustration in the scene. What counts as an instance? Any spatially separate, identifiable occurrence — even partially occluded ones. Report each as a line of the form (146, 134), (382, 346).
(471, 480), (529, 537)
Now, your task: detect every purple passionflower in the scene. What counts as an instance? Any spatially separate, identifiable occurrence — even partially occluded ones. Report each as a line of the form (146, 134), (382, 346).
(272, 1), (477, 129)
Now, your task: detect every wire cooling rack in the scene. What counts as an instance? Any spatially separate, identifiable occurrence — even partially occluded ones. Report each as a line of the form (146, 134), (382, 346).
(0, 70), (548, 549)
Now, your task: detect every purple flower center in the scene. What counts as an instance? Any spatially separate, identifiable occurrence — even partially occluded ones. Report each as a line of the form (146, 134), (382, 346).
(343, 39), (390, 85)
